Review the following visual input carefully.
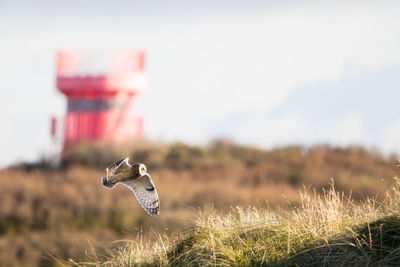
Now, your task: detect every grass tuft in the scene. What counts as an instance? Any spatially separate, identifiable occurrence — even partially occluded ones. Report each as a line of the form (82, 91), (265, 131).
(78, 178), (400, 266)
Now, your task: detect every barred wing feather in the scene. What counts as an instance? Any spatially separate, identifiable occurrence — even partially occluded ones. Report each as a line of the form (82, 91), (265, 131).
(121, 174), (160, 216)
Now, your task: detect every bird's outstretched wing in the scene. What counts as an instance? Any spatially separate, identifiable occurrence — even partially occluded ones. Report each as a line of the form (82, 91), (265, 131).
(121, 173), (160, 216)
(102, 158), (131, 189)
(106, 157), (130, 179)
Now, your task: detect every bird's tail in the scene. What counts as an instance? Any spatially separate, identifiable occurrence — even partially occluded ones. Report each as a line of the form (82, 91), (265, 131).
(101, 177), (116, 189)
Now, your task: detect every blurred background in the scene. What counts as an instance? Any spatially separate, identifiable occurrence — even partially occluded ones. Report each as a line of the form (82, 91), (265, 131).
(0, 0), (400, 266)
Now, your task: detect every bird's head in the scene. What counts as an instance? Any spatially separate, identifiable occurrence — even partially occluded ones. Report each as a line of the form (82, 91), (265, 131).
(131, 163), (147, 178)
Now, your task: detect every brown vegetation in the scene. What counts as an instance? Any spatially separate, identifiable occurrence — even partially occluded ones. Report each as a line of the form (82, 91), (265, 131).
(93, 180), (400, 266)
(0, 142), (397, 266)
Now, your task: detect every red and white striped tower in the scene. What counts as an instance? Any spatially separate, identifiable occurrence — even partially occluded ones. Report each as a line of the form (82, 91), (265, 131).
(53, 50), (148, 151)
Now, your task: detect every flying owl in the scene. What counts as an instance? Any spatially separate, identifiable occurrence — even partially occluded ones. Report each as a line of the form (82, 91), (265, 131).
(101, 158), (160, 216)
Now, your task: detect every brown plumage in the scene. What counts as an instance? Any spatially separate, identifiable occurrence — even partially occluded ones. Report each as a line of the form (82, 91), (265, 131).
(101, 158), (160, 216)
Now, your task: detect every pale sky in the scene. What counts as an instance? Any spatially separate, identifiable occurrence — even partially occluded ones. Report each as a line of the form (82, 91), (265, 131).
(1, 0), (399, 168)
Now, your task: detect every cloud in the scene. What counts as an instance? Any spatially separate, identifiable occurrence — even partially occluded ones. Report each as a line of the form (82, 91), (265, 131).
(1, 2), (400, 167)
(143, 4), (400, 148)
(141, 4), (400, 120)
(380, 119), (400, 154)
(223, 112), (365, 149)
(232, 113), (307, 147)
(319, 114), (365, 145)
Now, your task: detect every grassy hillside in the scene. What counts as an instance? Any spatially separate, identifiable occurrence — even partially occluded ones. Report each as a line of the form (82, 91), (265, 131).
(0, 142), (398, 266)
(80, 178), (400, 266)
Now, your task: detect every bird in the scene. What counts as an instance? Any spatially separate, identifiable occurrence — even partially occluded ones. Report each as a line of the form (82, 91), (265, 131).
(101, 157), (160, 216)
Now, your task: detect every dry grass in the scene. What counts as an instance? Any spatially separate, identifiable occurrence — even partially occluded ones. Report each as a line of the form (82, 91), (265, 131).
(0, 141), (398, 266)
(84, 179), (400, 266)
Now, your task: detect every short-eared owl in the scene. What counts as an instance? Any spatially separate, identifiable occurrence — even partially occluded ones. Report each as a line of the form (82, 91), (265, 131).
(101, 158), (160, 216)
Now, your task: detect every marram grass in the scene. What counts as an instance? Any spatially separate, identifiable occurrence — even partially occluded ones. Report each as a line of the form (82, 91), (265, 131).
(74, 179), (400, 266)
